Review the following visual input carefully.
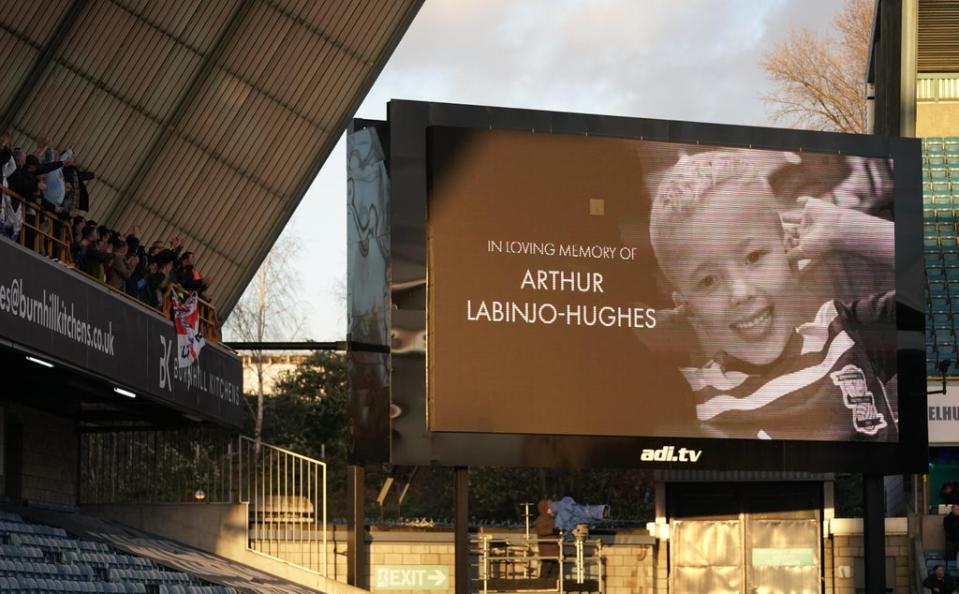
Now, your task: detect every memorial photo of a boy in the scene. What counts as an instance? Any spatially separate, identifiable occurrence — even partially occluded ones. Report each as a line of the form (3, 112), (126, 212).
(647, 150), (897, 441)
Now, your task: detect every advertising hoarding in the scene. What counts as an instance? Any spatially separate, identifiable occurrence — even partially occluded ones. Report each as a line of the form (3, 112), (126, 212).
(0, 240), (244, 428)
(928, 383), (959, 445)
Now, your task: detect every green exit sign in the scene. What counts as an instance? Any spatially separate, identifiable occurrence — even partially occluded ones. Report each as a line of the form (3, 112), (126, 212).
(374, 565), (449, 590)
(752, 548), (815, 567)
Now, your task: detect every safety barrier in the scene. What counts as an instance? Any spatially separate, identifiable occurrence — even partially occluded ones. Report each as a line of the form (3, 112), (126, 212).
(473, 531), (604, 593)
(1, 185), (221, 342)
(1, 185), (74, 265)
(238, 435), (328, 574)
(79, 431), (329, 576)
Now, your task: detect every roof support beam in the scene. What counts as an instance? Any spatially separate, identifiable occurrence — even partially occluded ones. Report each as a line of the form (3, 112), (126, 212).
(0, 0), (91, 130)
(103, 0), (257, 226)
(222, 0), (424, 316)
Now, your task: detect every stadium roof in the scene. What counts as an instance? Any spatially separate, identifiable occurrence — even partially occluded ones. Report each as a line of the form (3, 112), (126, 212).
(0, 0), (422, 314)
(868, 0), (959, 83)
(917, 0), (959, 72)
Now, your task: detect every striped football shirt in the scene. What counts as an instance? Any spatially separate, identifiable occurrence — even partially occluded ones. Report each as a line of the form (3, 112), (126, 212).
(681, 291), (898, 441)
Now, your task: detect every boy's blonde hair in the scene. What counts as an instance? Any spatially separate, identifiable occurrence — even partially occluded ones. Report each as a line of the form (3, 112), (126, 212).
(649, 150), (776, 270)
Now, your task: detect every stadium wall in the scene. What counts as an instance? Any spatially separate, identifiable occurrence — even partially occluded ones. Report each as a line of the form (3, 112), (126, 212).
(81, 502), (914, 593)
(917, 103), (959, 136)
(1, 403), (78, 506)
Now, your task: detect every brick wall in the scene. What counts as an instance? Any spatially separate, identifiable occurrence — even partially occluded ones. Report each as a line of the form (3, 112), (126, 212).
(110, 516), (915, 594)
(254, 529), (660, 594)
(829, 532), (911, 594)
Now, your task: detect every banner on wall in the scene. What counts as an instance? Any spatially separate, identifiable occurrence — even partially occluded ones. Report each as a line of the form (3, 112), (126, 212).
(929, 383), (959, 444)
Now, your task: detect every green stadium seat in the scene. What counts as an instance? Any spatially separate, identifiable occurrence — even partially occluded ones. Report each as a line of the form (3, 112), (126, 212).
(932, 168), (949, 180)
(929, 156), (947, 166)
(929, 145), (947, 157)
(933, 195), (952, 207)
(942, 236), (958, 248)
(0, 513), (239, 594)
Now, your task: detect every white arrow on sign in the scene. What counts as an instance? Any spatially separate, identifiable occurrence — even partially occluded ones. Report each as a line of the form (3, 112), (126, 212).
(427, 569), (445, 586)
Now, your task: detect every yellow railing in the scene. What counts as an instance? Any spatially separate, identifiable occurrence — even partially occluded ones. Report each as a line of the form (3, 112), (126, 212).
(163, 284), (221, 342)
(1, 185), (75, 266)
(1, 185), (221, 342)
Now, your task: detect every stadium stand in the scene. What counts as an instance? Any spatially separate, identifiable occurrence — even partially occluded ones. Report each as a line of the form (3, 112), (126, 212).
(0, 182), (221, 341)
(924, 548), (958, 582)
(0, 1), (423, 591)
(0, 510), (236, 594)
(924, 137), (959, 377)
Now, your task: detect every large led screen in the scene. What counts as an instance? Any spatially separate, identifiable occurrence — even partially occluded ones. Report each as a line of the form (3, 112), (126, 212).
(428, 126), (899, 442)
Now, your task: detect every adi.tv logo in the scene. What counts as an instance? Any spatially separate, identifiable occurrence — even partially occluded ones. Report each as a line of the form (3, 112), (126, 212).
(640, 446), (702, 463)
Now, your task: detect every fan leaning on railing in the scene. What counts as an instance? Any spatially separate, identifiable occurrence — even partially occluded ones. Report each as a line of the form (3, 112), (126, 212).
(0, 185), (221, 342)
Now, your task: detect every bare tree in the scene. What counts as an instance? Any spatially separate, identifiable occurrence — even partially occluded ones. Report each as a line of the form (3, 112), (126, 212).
(762, 0), (873, 133)
(223, 236), (304, 447)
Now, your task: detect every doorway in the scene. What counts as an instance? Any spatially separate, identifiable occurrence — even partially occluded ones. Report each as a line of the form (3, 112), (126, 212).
(668, 482), (823, 594)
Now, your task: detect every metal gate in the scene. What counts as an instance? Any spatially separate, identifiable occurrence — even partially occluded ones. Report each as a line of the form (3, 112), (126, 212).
(672, 519), (743, 593)
(668, 483), (822, 594)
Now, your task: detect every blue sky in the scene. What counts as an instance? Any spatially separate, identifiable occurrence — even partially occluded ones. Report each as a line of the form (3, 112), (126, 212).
(236, 0), (847, 341)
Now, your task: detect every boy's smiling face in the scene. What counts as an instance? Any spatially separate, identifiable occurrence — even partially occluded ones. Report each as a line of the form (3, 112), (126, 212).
(664, 180), (802, 366)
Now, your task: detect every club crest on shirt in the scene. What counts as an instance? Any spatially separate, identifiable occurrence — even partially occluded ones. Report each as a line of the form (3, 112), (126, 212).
(830, 364), (887, 435)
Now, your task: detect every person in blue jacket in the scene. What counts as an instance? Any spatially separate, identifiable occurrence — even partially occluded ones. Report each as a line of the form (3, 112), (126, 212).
(549, 497), (609, 539)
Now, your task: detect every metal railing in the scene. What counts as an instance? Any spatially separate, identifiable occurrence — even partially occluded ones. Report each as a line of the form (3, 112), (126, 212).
(80, 428), (237, 504)
(162, 284), (222, 342)
(1, 185), (222, 342)
(1, 185), (74, 265)
(80, 430), (328, 575)
(237, 435), (328, 574)
(473, 531), (604, 594)
(917, 74), (959, 102)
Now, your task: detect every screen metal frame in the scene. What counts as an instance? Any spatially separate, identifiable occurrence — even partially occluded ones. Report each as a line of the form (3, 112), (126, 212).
(386, 99), (925, 472)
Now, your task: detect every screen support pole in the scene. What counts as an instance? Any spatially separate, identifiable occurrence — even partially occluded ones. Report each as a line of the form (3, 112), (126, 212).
(863, 474), (886, 593)
(347, 464), (366, 587)
(454, 467), (469, 594)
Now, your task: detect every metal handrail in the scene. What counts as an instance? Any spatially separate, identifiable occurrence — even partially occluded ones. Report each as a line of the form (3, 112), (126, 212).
(238, 435), (328, 575)
(1, 184), (222, 342)
(79, 431), (329, 576)
(1, 185), (74, 265)
(162, 284), (221, 342)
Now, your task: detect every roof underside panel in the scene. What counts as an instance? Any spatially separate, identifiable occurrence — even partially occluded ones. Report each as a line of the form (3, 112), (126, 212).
(0, 0), (422, 315)
(919, 0), (959, 72)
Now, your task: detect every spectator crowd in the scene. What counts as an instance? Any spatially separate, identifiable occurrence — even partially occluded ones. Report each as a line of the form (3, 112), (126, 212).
(0, 131), (212, 311)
